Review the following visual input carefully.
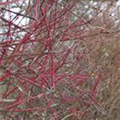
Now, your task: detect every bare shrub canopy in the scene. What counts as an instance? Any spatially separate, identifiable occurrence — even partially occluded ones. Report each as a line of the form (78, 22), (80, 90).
(0, 0), (120, 120)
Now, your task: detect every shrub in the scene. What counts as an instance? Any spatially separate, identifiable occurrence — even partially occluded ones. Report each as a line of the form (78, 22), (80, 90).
(0, 0), (118, 120)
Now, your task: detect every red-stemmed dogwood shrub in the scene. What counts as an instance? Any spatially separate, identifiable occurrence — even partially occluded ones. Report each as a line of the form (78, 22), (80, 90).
(0, 0), (106, 119)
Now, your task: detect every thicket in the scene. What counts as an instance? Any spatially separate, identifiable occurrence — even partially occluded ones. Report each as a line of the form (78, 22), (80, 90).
(0, 0), (120, 120)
